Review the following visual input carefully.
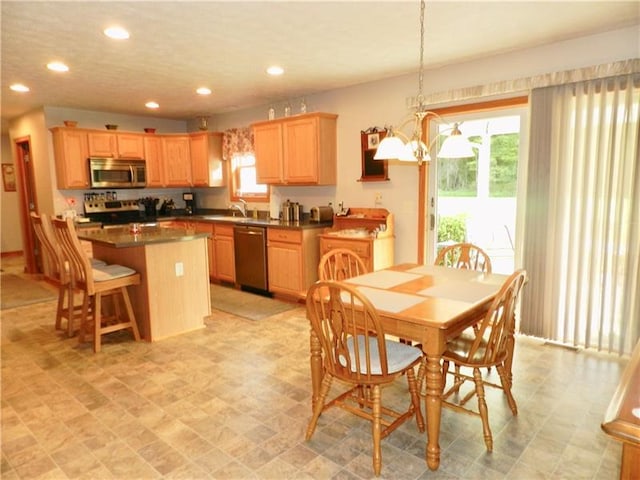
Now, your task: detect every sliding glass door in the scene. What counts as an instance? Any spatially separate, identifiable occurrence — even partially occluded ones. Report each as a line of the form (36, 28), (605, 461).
(425, 104), (528, 274)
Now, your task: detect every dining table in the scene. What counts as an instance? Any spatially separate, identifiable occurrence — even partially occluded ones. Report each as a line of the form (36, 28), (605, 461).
(308, 263), (510, 471)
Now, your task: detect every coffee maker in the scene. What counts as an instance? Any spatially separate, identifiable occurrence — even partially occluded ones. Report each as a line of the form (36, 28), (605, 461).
(183, 192), (196, 215)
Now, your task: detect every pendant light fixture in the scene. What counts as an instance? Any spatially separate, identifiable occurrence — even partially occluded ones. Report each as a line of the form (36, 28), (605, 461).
(374, 0), (476, 165)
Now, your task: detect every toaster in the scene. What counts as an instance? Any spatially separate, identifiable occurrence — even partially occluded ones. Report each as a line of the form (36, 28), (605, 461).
(310, 205), (334, 222)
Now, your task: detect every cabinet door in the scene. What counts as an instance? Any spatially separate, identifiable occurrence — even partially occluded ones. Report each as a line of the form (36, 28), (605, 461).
(189, 133), (209, 186)
(117, 133), (145, 158)
(268, 242), (303, 294)
(283, 117), (318, 183)
(214, 224), (235, 282)
(143, 136), (165, 187)
(51, 128), (90, 189)
(163, 136), (192, 186)
(319, 237), (373, 271)
(88, 132), (117, 157)
(253, 122), (283, 183)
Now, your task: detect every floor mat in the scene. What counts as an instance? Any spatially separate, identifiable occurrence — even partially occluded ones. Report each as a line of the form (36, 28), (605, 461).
(210, 283), (299, 320)
(1, 273), (57, 310)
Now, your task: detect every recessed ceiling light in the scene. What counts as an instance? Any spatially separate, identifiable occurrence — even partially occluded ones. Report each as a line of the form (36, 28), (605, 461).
(47, 62), (69, 72)
(266, 66), (284, 76)
(104, 26), (130, 40)
(10, 84), (30, 92)
(196, 87), (212, 95)
(145, 101), (159, 109)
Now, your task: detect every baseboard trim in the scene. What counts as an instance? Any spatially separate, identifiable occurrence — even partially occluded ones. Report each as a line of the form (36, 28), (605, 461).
(543, 339), (581, 351)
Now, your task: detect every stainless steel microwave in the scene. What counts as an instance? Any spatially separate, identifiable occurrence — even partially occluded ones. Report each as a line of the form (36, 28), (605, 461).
(89, 158), (146, 189)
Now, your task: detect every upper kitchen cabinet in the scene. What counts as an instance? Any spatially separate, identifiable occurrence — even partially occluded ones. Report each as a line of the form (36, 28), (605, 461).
(143, 135), (165, 187)
(87, 131), (116, 157)
(163, 136), (192, 187)
(252, 112), (338, 185)
(253, 122), (284, 183)
(116, 133), (145, 158)
(50, 127), (90, 189)
(189, 132), (225, 187)
(87, 131), (145, 159)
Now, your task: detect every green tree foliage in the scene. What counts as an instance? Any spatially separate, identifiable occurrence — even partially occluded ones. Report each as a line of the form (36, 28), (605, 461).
(437, 133), (519, 198)
(490, 133), (519, 197)
(437, 214), (467, 243)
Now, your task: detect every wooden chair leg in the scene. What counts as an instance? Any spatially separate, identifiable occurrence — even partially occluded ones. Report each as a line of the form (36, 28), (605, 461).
(416, 359), (426, 394)
(406, 367), (424, 432)
(120, 287), (140, 341)
(78, 293), (90, 343)
(371, 384), (382, 477)
(472, 367), (493, 452)
(306, 374), (333, 440)
(497, 364), (518, 415)
(94, 293), (103, 353)
(55, 287), (66, 331)
(442, 359), (450, 389)
(66, 286), (79, 337)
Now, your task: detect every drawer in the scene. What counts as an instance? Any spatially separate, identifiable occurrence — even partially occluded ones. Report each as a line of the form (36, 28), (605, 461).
(320, 237), (371, 259)
(213, 223), (234, 236)
(267, 228), (302, 244)
(193, 222), (213, 234)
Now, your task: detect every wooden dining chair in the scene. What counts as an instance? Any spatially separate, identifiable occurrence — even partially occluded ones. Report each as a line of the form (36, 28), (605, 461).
(438, 269), (527, 452)
(318, 248), (368, 281)
(305, 280), (424, 476)
(435, 242), (492, 273)
(51, 217), (141, 353)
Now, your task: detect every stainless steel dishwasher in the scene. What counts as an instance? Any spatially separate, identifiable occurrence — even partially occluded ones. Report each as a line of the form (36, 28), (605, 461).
(233, 225), (268, 292)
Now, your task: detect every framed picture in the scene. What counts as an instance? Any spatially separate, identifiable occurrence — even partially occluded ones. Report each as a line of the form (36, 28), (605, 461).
(2, 164), (16, 192)
(359, 128), (389, 182)
(367, 132), (380, 149)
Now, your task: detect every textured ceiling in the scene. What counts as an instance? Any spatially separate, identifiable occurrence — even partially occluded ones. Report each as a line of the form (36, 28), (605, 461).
(2, 1), (638, 127)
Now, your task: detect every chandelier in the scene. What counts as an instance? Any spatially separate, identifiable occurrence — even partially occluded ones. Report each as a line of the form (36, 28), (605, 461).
(374, 0), (475, 165)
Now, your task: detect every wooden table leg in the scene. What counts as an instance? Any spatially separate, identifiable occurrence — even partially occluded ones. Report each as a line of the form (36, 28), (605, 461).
(424, 352), (443, 470)
(309, 327), (322, 412)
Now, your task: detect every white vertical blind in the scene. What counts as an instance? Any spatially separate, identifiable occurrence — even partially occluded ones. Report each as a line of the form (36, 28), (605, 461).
(521, 73), (640, 355)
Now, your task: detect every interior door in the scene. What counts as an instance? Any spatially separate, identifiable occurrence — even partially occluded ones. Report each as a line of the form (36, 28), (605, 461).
(14, 137), (39, 273)
(426, 106), (528, 274)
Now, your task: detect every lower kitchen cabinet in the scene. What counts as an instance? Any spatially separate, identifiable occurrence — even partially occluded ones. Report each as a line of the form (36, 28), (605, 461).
(267, 227), (321, 298)
(213, 223), (235, 282)
(192, 222), (214, 280)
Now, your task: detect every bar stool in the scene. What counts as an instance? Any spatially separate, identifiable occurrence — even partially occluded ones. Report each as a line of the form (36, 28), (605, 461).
(51, 217), (141, 352)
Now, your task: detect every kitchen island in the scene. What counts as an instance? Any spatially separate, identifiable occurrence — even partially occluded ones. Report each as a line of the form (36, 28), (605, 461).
(78, 226), (211, 341)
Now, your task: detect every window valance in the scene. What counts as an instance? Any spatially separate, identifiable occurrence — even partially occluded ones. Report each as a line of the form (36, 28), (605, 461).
(222, 127), (254, 161)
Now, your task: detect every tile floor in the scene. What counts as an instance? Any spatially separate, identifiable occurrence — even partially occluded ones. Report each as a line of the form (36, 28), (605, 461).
(0, 256), (627, 479)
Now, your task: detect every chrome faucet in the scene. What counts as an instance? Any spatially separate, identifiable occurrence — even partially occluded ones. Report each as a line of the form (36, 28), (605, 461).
(229, 199), (248, 217)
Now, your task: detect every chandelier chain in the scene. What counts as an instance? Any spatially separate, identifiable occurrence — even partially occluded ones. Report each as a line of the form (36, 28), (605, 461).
(417, 0), (425, 106)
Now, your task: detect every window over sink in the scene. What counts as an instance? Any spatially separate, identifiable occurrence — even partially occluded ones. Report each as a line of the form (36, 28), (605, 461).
(229, 153), (269, 202)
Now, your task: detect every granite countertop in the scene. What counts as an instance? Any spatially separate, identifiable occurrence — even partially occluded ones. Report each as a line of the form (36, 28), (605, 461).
(77, 225), (210, 248)
(148, 212), (332, 230)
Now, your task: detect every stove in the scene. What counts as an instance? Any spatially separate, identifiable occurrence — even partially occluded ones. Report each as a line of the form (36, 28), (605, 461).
(84, 199), (143, 225)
